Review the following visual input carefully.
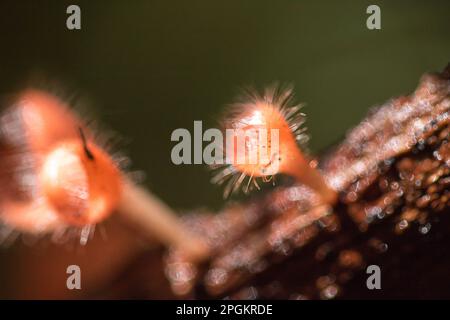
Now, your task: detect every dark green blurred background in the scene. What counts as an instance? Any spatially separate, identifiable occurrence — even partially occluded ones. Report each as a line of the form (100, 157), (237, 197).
(0, 0), (448, 299)
(0, 0), (448, 211)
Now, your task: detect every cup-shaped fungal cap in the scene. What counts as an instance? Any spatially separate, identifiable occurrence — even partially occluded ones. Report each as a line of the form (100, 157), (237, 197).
(41, 139), (122, 226)
(212, 86), (309, 197)
(0, 88), (123, 234)
(227, 101), (306, 177)
(213, 85), (337, 204)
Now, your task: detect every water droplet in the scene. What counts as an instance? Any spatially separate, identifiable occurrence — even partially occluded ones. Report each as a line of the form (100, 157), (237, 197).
(395, 219), (409, 234)
(205, 268), (228, 287)
(320, 284), (339, 300)
(289, 293), (309, 300)
(390, 182), (400, 190)
(433, 150), (443, 161)
(368, 238), (388, 253)
(419, 223), (431, 234)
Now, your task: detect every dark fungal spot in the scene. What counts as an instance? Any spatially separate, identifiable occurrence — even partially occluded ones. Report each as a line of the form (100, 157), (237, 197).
(78, 127), (95, 161)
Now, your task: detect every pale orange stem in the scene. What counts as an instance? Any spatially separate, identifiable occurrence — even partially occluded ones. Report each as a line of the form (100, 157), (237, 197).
(117, 180), (210, 261)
